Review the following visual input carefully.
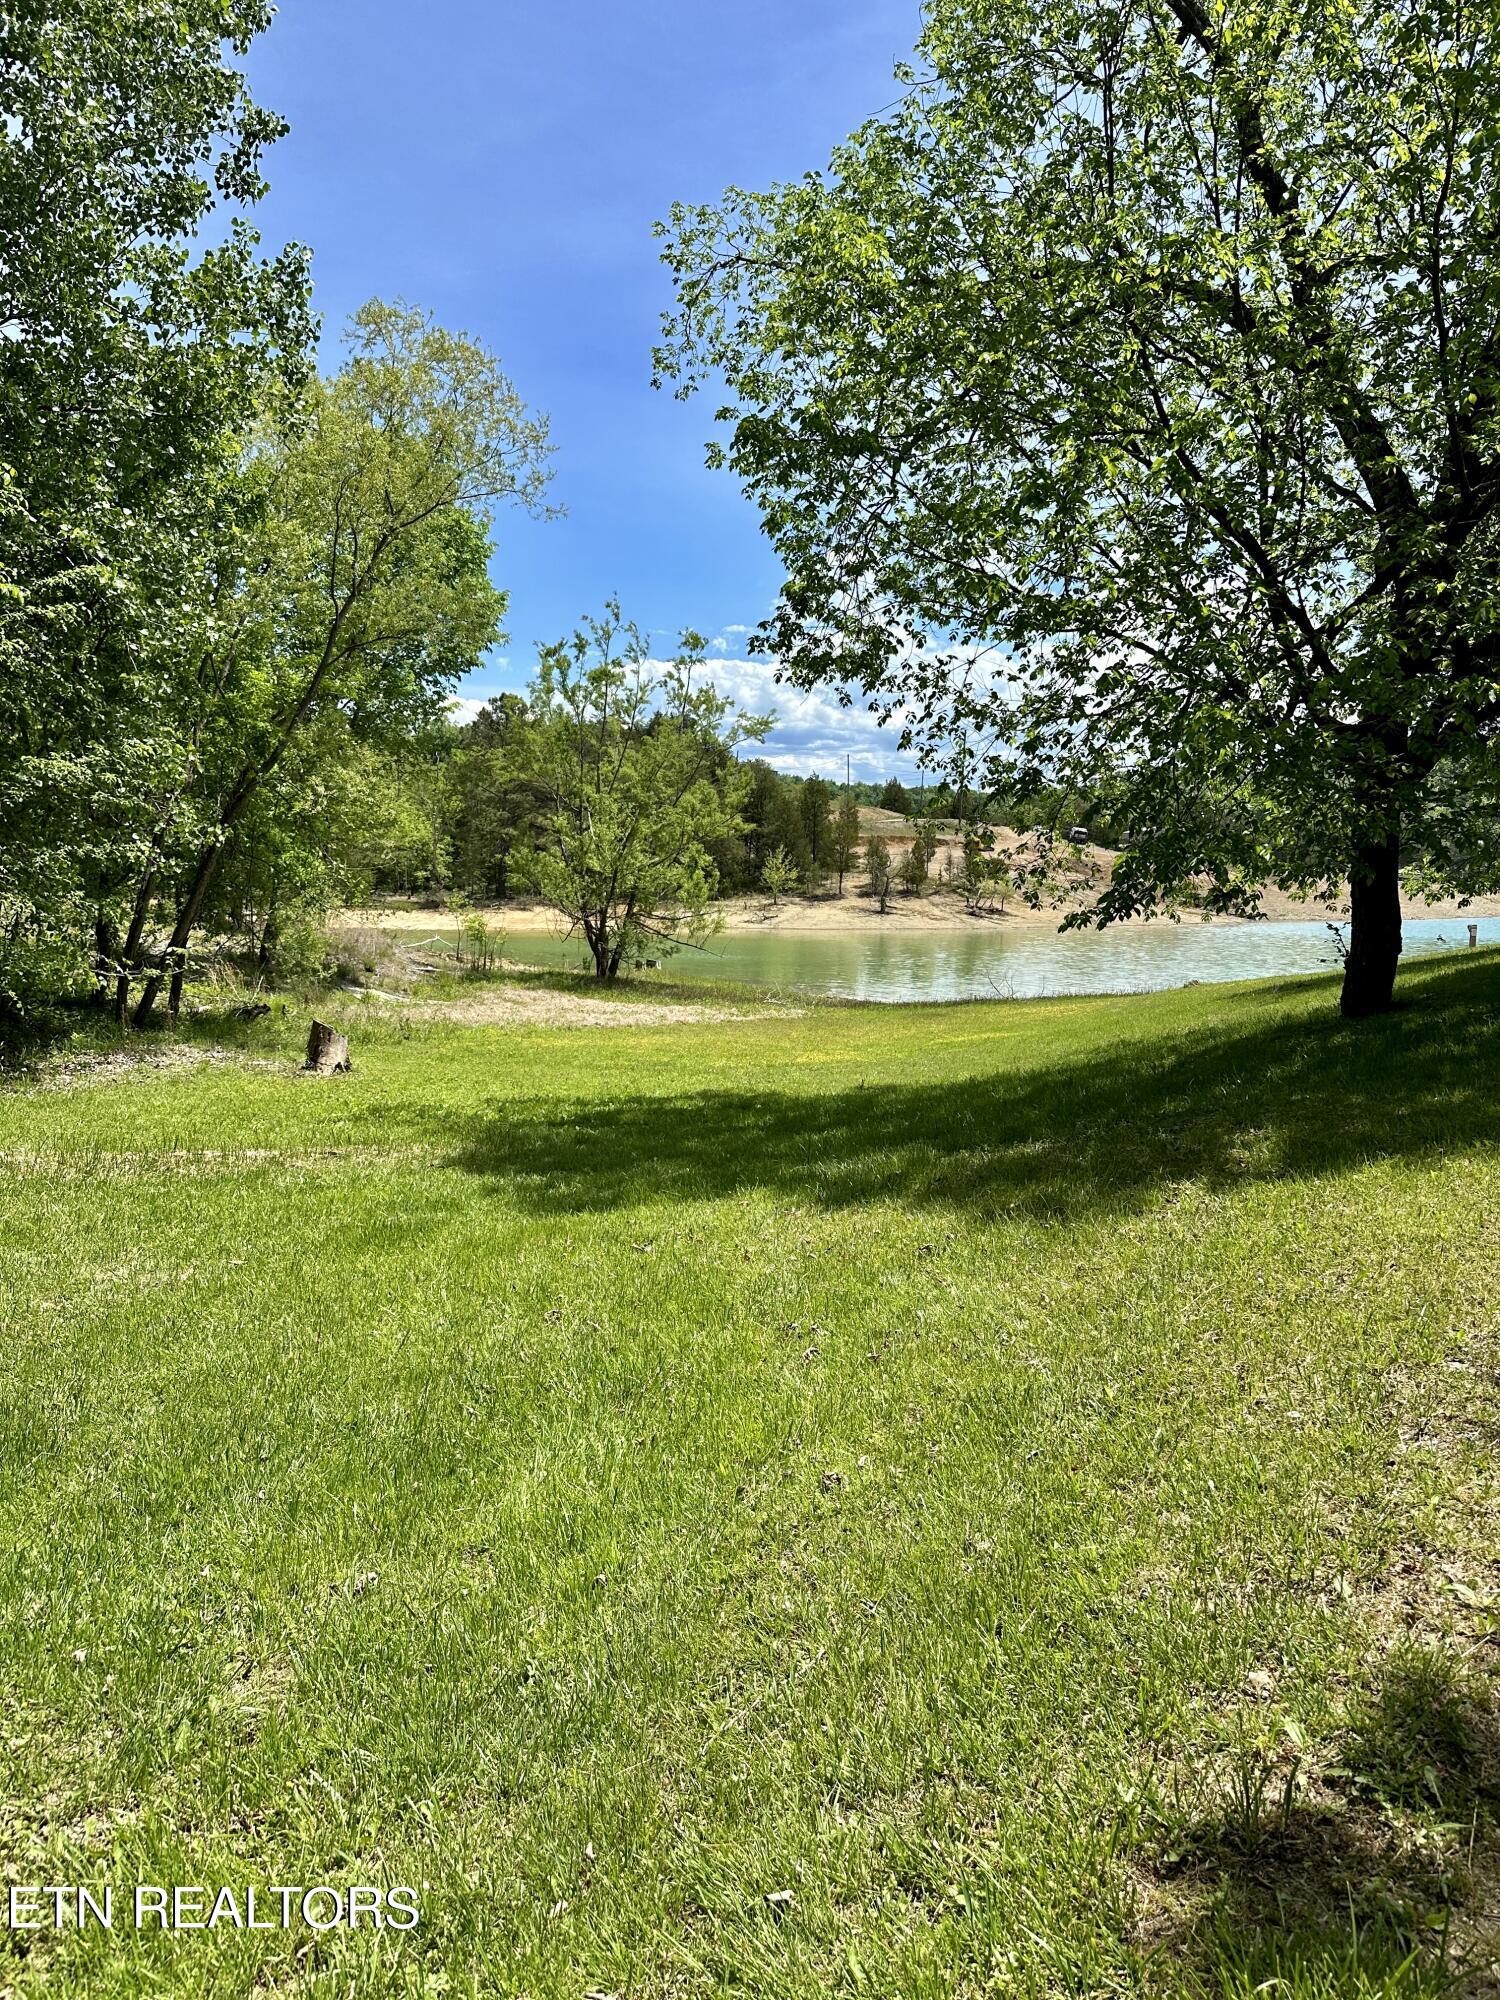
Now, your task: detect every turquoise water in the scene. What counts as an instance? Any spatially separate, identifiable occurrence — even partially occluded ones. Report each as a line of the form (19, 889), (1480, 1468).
(498, 915), (1499, 1004)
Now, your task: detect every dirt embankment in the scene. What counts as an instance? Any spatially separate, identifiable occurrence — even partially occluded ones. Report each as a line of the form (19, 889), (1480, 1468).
(348, 806), (1500, 944)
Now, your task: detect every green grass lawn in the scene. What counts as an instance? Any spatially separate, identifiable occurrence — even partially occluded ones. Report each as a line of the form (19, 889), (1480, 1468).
(1, 957), (1497, 1997)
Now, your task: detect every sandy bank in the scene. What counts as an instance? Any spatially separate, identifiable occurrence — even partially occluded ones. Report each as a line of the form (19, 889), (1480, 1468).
(346, 881), (1500, 942)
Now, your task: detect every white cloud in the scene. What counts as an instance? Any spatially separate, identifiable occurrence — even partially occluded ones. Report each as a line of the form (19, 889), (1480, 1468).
(677, 655), (926, 782)
(695, 635), (1026, 783)
(452, 640), (1009, 781)
(707, 623), (753, 659)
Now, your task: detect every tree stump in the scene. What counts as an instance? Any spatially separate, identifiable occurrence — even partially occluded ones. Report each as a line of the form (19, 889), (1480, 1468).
(304, 1020), (351, 1074)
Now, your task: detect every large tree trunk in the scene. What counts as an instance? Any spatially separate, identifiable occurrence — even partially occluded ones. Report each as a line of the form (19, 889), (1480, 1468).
(579, 914), (609, 980)
(1341, 831), (1402, 1018)
(114, 866), (158, 1024)
(91, 913), (117, 1009)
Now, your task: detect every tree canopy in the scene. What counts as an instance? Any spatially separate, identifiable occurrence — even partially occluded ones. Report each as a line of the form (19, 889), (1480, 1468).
(112, 302), (552, 1024)
(512, 605), (771, 978)
(0, 0), (313, 1017)
(659, 0), (1500, 1014)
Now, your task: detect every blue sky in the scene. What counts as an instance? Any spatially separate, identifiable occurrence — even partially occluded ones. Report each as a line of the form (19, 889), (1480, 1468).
(239, 0), (927, 778)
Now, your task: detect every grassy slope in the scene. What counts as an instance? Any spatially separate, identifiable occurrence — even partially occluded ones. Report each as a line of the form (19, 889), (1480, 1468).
(0, 959), (1497, 1999)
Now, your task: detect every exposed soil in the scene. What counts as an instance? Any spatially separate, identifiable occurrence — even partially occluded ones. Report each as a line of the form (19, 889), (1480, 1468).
(347, 810), (1500, 941)
(403, 984), (789, 1029)
(32, 1045), (286, 1092)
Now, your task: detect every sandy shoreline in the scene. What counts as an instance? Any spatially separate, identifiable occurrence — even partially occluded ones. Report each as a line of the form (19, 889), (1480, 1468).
(344, 884), (1500, 941)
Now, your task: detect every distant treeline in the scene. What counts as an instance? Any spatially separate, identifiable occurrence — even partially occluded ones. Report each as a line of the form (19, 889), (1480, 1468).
(350, 700), (1130, 905)
(856, 775), (1125, 844)
(360, 701), (859, 901)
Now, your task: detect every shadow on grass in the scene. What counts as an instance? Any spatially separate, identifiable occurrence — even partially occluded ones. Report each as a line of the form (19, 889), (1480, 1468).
(0, 994), (299, 1075)
(448, 952), (1500, 1221)
(1155, 1649), (1500, 1997)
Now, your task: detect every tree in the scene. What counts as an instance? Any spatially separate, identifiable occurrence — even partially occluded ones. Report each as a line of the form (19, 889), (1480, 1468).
(761, 845), (799, 903)
(916, 818), (940, 874)
(879, 779), (911, 816)
(798, 775), (834, 875)
(122, 301), (551, 1024)
(958, 829), (992, 912)
(337, 740), (451, 899)
(828, 792), (862, 895)
(740, 762), (812, 884)
(444, 695), (547, 900)
(865, 834), (894, 913)
(1007, 830), (1067, 913)
(0, 0), (313, 1021)
(513, 604), (770, 979)
(899, 842), (928, 895)
(659, 0), (1500, 1016)
(203, 725), (408, 979)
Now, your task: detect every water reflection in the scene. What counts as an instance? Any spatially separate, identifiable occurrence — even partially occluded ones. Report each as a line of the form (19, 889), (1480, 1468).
(504, 916), (1499, 1004)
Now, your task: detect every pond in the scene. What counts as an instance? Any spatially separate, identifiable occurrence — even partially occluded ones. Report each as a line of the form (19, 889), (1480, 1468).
(500, 914), (1499, 1004)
